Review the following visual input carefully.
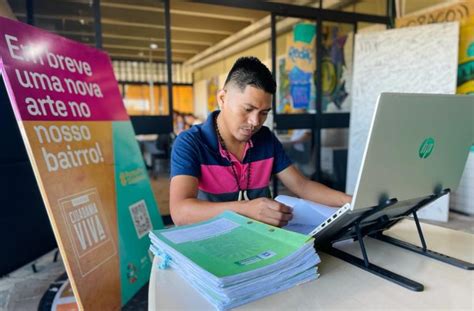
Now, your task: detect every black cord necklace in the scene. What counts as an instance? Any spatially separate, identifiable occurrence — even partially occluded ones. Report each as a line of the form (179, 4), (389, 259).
(214, 114), (251, 201)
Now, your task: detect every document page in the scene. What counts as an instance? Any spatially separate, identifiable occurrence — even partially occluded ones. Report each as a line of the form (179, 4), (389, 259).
(276, 195), (340, 235)
(161, 218), (240, 244)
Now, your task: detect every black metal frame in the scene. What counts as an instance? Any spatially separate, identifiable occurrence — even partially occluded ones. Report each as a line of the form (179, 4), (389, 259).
(93, 0), (103, 49)
(112, 58), (188, 65)
(321, 189), (474, 291)
(194, 0), (389, 24)
(127, 0), (174, 135)
(118, 80), (193, 86)
(111, 0), (174, 135)
(164, 0), (174, 128)
(119, 81), (193, 87)
(315, 6), (323, 178)
(130, 115), (173, 135)
(26, 0), (34, 25)
(387, 0), (396, 28)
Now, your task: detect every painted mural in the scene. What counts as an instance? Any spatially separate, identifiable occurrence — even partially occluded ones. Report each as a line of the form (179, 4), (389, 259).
(207, 76), (219, 113)
(278, 23), (350, 113)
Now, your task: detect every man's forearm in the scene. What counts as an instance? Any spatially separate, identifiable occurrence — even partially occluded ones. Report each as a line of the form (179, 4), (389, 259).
(170, 198), (251, 226)
(299, 180), (351, 207)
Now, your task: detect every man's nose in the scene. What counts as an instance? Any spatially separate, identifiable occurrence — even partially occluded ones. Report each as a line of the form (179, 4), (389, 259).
(248, 113), (259, 127)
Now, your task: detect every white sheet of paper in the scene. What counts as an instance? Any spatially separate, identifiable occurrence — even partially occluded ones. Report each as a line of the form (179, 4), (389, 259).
(276, 195), (340, 235)
(161, 218), (240, 244)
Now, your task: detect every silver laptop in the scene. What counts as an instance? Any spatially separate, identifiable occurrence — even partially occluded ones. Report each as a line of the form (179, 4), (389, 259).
(283, 93), (473, 244)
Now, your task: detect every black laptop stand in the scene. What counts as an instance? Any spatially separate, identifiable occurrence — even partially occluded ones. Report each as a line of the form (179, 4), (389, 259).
(320, 189), (474, 292)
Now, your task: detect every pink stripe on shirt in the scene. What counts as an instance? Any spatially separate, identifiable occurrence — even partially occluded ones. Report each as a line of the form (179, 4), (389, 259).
(199, 157), (274, 194)
(199, 164), (239, 193)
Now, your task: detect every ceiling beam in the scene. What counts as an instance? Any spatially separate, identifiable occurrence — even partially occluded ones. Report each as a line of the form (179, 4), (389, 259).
(16, 13), (238, 35)
(57, 30), (214, 47)
(60, 32), (207, 54)
(170, 1), (265, 22)
(106, 49), (190, 60)
(102, 18), (234, 35)
(103, 44), (198, 54)
(109, 53), (187, 62)
(101, 24), (227, 44)
(102, 6), (249, 35)
(101, 1), (265, 22)
(194, 0), (389, 24)
(103, 39), (205, 53)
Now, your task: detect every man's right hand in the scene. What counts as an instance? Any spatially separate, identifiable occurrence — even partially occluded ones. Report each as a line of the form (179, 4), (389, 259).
(245, 198), (293, 227)
(171, 175), (294, 227)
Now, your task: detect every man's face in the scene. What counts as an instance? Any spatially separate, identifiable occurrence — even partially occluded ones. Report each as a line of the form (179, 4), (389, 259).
(218, 85), (272, 143)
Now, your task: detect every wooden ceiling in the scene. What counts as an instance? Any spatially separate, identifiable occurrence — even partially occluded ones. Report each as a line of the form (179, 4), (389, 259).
(8, 0), (269, 63)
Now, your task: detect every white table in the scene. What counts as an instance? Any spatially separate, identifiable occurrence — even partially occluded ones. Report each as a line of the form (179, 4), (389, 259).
(148, 220), (474, 310)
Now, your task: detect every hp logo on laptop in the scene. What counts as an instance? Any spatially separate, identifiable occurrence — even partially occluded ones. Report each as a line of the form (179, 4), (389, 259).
(419, 138), (435, 159)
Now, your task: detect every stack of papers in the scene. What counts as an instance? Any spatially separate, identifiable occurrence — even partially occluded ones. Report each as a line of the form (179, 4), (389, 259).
(149, 211), (320, 310)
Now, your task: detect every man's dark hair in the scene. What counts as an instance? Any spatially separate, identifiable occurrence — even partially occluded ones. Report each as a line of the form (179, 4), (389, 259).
(224, 56), (276, 94)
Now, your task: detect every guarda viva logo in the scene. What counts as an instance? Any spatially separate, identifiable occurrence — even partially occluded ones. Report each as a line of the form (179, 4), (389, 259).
(419, 138), (435, 159)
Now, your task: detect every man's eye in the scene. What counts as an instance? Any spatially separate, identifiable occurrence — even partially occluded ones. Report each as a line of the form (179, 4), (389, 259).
(245, 108), (253, 112)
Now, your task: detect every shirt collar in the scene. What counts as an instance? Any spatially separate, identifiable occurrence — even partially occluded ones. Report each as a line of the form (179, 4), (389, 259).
(200, 110), (220, 152)
(217, 138), (253, 161)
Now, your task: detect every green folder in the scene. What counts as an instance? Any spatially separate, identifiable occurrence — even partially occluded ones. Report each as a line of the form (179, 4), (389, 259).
(150, 211), (314, 278)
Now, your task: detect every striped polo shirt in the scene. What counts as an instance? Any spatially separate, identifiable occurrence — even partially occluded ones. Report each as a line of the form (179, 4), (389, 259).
(170, 111), (292, 202)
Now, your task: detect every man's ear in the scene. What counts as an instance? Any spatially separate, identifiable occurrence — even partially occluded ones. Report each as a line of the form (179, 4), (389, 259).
(217, 89), (226, 110)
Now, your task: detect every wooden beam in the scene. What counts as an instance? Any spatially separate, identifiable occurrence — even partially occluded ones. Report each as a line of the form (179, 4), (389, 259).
(103, 43), (198, 54)
(109, 53), (188, 62)
(102, 18), (235, 35)
(57, 30), (214, 46)
(170, 1), (266, 22)
(104, 48), (192, 60)
(99, 6), (249, 35)
(102, 24), (227, 44)
(102, 1), (266, 22)
(15, 13), (239, 35)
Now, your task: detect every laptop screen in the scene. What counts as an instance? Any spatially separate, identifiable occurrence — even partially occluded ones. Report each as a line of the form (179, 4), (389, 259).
(351, 93), (473, 211)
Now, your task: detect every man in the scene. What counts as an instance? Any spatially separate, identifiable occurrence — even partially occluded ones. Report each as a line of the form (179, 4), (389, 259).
(170, 57), (351, 227)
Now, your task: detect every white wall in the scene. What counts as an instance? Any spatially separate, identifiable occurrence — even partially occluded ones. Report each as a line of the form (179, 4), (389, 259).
(450, 151), (474, 215)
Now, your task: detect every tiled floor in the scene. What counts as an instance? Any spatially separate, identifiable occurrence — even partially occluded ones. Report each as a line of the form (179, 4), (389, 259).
(1, 184), (472, 311)
(0, 250), (65, 311)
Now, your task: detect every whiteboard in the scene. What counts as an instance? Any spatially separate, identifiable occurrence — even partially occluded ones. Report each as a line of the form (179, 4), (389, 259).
(347, 22), (459, 194)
